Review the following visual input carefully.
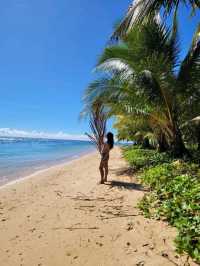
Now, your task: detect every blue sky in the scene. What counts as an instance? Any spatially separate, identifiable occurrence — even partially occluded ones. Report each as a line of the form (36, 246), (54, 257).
(0, 1), (199, 139)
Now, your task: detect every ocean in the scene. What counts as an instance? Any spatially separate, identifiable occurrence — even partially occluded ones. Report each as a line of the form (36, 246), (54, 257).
(0, 137), (94, 186)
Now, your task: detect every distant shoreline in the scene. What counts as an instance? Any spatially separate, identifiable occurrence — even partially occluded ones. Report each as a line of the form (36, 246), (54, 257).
(0, 136), (90, 142)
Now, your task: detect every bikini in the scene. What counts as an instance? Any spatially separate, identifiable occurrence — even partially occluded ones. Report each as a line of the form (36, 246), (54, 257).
(101, 144), (110, 162)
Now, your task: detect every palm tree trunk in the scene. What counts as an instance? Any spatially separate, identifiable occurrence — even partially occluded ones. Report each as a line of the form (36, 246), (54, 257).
(158, 133), (169, 152)
(171, 122), (189, 157)
(142, 137), (151, 149)
(197, 126), (200, 151)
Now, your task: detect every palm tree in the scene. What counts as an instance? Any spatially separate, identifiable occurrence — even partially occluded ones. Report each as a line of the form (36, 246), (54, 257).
(86, 19), (200, 156)
(112, 0), (200, 39)
(84, 68), (172, 152)
(113, 115), (157, 147)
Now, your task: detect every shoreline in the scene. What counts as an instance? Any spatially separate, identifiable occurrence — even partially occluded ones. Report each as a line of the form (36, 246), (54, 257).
(0, 149), (96, 191)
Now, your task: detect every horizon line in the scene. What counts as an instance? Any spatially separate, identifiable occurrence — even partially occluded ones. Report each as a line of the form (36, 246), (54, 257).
(0, 128), (89, 141)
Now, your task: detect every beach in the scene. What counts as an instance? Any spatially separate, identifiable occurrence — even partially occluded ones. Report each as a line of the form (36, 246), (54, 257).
(0, 137), (94, 186)
(0, 147), (197, 266)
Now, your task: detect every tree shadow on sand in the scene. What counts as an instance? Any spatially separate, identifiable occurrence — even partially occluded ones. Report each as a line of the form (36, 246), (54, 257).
(107, 166), (148, 192)
(113, 167), (135, 177)
(105, 180), (148, 192)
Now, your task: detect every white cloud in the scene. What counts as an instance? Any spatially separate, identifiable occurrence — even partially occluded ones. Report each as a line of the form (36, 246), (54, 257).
(0, 128), (89, 141)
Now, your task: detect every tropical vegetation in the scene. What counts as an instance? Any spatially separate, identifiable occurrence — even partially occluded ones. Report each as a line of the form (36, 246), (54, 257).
(82, 0), (200, 262)
(123, 146), (200, 263)
(85, 18), (200, 156)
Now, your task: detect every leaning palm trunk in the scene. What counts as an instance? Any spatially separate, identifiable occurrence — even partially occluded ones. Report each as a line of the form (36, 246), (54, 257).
(165, 115), (188, 156)
(170, 117), (189, 156)
(142, 137), (151, 148)
(85, 102), (107, 153)
(161, 113), (188, 156)
(157, 132), (169, 152)
(192, 118), (200, 150)
(197, 128), (200, 150)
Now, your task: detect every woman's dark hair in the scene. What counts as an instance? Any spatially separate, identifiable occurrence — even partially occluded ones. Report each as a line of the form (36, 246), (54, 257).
(106, 132), (114, 149)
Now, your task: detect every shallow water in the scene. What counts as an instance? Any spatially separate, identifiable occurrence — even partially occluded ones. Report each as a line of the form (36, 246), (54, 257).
(0, 137), (94, 185)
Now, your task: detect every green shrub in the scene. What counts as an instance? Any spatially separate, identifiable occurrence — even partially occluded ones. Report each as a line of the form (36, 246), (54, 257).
(140, 163), (174, 190)
(123, 147), (171, 170)
(123, 147), (200, 263)
(140, 164), (200, 263)
(175, 215), (200, 262)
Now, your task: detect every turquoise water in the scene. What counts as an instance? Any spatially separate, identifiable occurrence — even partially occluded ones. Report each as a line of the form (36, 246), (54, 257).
(0, 137), (94, 186)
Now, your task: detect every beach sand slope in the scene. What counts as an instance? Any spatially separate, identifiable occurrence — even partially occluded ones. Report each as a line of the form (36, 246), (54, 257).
(0, 147), (197, 266)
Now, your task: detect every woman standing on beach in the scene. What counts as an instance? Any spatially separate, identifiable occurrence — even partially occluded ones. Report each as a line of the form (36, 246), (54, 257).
(99, 132), (114, 184)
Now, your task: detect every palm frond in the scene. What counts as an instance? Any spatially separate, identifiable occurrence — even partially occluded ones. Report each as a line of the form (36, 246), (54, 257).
(81, 77), (127, 120)
(98, 45), (130, 65)
(177, 23), (200, 92)
(95, 59), (134, 81)
(85, 102), (107, 153)
(112, 0), (199, 39)
(111, 0), (161, 39)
